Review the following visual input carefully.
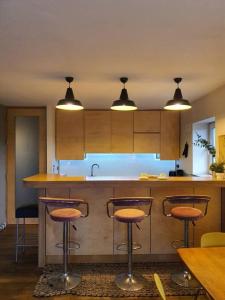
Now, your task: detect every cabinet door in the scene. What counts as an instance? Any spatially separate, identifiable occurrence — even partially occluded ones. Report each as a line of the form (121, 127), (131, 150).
(55, 110), (84, 160)
(134, 133), (160, 153)
(85, 111), (111, 153)
(111, 111), (133, 153)
(134, 111), (161, 133)
(160, 111), (180, 160)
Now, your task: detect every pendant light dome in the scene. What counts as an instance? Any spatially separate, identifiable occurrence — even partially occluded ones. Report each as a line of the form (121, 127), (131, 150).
(56, 77), (84, 110)
(111, 77), (137, 111)
(164, 78), (191, 111)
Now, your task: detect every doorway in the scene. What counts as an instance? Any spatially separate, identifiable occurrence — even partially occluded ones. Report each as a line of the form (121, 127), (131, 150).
(7, 108), (47, 224)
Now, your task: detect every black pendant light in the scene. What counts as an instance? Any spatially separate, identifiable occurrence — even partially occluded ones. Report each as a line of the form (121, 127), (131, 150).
(56, 77), (84, 110)
(164, 77), (191, 111)
(111, 77), (137, 111)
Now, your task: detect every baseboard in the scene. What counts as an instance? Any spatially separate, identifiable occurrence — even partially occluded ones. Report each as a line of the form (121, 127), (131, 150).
(46, 253), (180, 264)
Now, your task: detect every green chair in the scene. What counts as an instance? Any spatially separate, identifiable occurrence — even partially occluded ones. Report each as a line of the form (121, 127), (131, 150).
(153, 273), (202, 300)
(201, 232), (225, 248)
(153, 273), (166, 300)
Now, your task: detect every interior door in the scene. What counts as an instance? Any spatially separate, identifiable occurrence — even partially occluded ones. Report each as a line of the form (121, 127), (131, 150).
(7, 108), (47, 224)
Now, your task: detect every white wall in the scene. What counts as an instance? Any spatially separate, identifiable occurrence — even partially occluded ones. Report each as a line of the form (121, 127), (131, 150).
(180, 84), (225, 174)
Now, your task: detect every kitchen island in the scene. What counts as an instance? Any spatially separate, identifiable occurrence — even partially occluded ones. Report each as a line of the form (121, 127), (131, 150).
(24, 174), (225, 267)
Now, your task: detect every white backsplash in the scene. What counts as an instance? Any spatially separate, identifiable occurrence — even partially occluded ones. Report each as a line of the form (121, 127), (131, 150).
(58, 154), (176, 177)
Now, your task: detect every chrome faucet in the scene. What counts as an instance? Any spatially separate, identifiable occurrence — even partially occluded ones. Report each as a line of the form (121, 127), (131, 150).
(90, 163), (99, 176)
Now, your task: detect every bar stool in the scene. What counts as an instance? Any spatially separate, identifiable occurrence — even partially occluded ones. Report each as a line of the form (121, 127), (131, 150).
(15, 204), (38, 262)
(107, 197), (153, 291)
(162, 195), (210, 288)
(39, 197), (89, 290)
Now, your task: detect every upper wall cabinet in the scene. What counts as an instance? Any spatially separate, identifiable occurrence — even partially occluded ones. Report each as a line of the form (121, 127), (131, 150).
(84, 111), (111, 153)
(111, 111), (133, 153)
(55, 110), (84, 160)
(55, 109), (180, 159)
(160, 111), (180, 160)
(134, 111), (161, 133)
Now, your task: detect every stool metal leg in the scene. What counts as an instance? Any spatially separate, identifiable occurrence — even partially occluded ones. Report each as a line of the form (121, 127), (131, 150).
(115, 222), (146, 291)
(15, 218), (19, 263)
(48, 221), (81, 290)
(172, 220), (199, 288)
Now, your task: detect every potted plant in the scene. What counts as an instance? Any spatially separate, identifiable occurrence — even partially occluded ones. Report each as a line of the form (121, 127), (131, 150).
(194, 133), (216, 157)
(209, 161), (225, 179)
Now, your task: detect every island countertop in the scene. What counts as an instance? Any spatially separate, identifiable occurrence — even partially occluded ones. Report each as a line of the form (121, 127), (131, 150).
(23, 173), (225, 188)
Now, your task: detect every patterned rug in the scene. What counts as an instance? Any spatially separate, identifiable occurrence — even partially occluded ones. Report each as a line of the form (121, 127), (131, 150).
(34, 262), (203, 297)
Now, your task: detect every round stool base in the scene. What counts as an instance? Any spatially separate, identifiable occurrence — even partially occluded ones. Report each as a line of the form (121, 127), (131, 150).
(171, 271), (200, 288)
(115, 273), (146, 291)
(48, 272), (81, 290)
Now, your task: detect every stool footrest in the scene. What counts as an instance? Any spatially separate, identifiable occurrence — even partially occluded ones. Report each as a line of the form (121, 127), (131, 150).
(116, 242), (142, 251)
(171, 239), (194, 249)
(55, 241), (80, 250)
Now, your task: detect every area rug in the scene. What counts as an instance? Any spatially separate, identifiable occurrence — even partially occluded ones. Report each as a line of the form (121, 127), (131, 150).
(34, 262), (203, 297)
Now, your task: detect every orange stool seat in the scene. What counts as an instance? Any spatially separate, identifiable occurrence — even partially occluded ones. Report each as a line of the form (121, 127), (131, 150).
(114, 208), (145, 223)
(171, 206), (203, 221)
(50, 208), (81, 222)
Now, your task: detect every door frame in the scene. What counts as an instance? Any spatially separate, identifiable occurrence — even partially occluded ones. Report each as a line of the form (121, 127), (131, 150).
(7, 107), (47, 224)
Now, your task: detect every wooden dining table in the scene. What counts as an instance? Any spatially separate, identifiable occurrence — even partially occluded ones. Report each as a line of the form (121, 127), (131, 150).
(178, 247), (225, 300)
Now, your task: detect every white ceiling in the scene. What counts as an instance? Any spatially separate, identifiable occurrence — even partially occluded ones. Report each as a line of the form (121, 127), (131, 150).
(1, 0), (225, 109)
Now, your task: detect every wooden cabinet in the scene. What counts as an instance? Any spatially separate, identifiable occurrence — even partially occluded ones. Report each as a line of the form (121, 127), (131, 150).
(55, 110), (84, 160)
(84, 111), (111, 153)
(134, 111), (161, 133)
(111, 111), (133, 153)
(134, 133), (160, 153)
(55, 109), (180, 159)
(160, 111), (180, 160)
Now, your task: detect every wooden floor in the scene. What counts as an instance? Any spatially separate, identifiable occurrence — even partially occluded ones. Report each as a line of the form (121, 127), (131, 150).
(0, 225), (206, 300)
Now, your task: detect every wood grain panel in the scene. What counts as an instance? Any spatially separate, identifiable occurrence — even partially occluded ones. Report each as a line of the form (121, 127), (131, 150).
(193, 186), (221, 246)
(55, 110), (84, 160)
(111, 111), (133, 153)
(134, 133), (160, 153)
(113, 187), (151, 255)
(151, 186), (194, 254)
(69, 187), (114, 255)
(178, 247), (225, 300)
(85, 111), (111, 153)
(160, 111), (180, 160)
(134, 111), (161, 133)
(218, 134), (225, 162)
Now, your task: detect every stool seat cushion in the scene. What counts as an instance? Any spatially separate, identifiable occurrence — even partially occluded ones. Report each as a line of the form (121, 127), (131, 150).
(16, 205), (38, 218)
(114, 208), (145, 223)
(171, 206), (203, 221)
(50, 208), (81, 222)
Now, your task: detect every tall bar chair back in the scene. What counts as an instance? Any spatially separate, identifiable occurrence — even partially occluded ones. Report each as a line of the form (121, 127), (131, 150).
(163, 195), (210, 288)
(39, 197), (89, 291)
(107, 197), (153, 291)
(15, 204), (38, 263)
